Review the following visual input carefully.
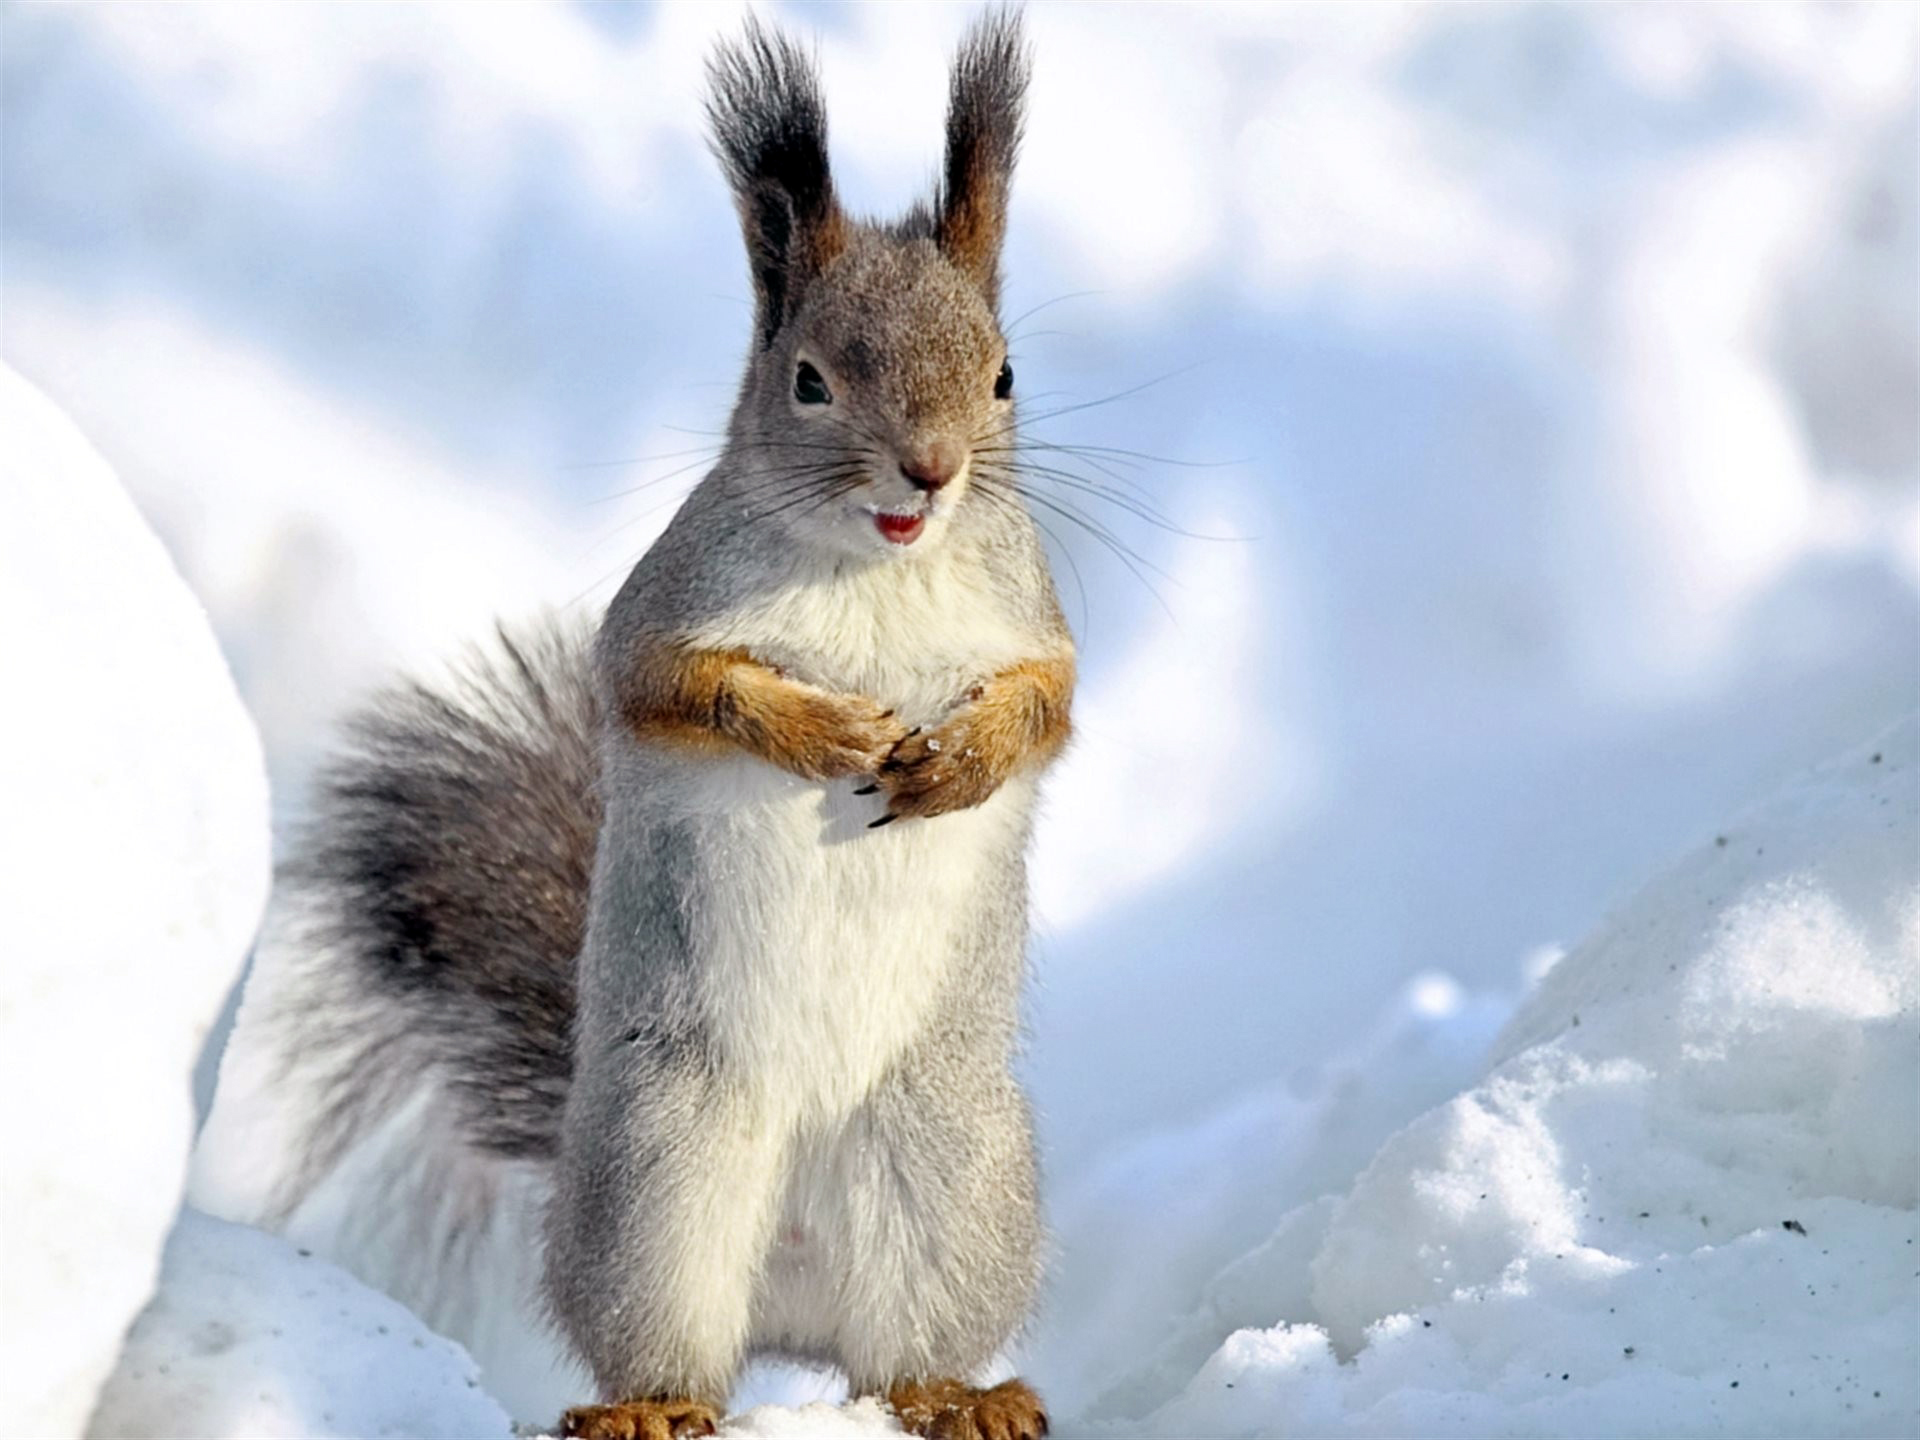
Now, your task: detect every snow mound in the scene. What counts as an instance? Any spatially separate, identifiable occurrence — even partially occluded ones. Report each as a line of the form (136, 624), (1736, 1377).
(1046, 971), (1517, 1418)
(87, 1210), (512, 1440)
(1125, 718), (1918, 1437)
(0, 368), (271, 1439)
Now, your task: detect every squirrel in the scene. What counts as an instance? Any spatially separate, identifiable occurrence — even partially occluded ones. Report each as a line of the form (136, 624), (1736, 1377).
(192, 12), (1072, 1440)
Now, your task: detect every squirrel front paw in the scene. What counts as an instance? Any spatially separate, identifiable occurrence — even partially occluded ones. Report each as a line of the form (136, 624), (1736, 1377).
(867, 710), (1006, 824)
(864, 659), (1072, 826)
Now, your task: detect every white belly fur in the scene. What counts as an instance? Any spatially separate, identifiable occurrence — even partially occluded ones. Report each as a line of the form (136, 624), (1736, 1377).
(682, 754), (1030, 1121)
(675, 542), (1044, 1118)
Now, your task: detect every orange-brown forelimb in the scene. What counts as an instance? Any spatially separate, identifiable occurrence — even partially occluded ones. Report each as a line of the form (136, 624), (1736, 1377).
(616, 643), (906, 780)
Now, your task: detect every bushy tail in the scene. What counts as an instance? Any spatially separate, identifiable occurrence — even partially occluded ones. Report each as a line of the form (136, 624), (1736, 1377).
(191, 619), (600, 1419)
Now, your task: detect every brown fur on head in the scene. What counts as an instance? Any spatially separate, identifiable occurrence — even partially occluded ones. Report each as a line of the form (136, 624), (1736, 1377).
(705, 10), (1032, 558)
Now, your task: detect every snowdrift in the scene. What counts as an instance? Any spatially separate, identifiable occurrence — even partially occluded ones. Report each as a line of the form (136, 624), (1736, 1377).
(0, 371), (503, 1440)
(88, 1212), (511, 1440)
(1102, 720), (1917, 1438)
(0, 369), (270, 1437)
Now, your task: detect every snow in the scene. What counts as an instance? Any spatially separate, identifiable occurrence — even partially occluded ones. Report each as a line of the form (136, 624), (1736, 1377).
(88, 1211), (512, 1440)
(3, 3), (1916, 1437)
(1032, 970), (1516, 1414)
(0, 369), (271, 1439)
(0, 287), (595, 824)
(1095, 719), (1918, 1438)
(0, 371), (512, 1440)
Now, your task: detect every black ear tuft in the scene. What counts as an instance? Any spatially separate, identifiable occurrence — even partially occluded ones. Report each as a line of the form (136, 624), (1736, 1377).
(707, 17), (848, 348)
(937, 8), (1030, 310)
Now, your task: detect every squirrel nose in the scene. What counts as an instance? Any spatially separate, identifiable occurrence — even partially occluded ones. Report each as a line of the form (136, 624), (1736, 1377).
(900, 443), (964, 494)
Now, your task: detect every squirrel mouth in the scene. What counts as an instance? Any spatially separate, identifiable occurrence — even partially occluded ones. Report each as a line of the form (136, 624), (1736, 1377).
(871, 510), (926, 546)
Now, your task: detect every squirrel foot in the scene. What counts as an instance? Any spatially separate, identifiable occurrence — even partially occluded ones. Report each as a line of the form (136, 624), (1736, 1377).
(886, 1378), (1048, 1440)
(558, 1397), (720, 1440)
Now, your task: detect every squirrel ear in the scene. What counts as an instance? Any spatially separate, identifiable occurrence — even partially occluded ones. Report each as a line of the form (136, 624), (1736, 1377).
(707, 18), (849, 349)
(937, 9), (1030, 311)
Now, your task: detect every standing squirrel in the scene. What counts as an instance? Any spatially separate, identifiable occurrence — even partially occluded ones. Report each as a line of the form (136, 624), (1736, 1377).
(194, 12), (1071, 1440)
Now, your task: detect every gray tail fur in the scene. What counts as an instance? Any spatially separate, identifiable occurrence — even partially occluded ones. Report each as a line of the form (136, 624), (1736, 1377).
(287, 617), (598, 1175)
(191, 620), (600, 1418)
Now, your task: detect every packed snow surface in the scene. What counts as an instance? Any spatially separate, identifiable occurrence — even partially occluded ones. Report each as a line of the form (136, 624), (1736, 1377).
(0, 368), (270, 1439)
(88, 1211), (513, 1440)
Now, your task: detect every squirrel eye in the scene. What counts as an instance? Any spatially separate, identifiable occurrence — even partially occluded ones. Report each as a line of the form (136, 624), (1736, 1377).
(793, 361), (831, 406)
(994, 359), (1014, 401)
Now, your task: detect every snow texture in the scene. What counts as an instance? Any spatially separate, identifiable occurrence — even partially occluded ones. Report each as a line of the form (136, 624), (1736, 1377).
(87, 1211), (513, 1440)
(1096, 718), (1919, 1438)
(0, 368), (271, 1439)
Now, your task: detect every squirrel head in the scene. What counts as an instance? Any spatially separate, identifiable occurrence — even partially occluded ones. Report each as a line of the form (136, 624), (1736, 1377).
(706, 11), (1029, 558)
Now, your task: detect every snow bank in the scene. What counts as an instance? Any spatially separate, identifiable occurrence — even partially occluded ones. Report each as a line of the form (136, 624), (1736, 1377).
(87, 1211), (512, 1440)
(0, 369), (271, 1438)
(1037, 971), (1518, 1416)
(1112, 718), (1918, 1438)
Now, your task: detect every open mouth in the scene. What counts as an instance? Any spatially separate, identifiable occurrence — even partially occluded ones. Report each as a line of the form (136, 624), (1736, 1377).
(869, 508), (926, 546)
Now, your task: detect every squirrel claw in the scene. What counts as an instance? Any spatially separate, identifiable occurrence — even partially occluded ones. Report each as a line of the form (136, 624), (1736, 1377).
(879, 727), (923, 775)
(868, 813), (899, 829)
(853, 784), (879, 796)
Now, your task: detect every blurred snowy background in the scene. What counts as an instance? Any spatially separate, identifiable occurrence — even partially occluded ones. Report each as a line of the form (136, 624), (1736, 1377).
(4, 1), (1917, 1435)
